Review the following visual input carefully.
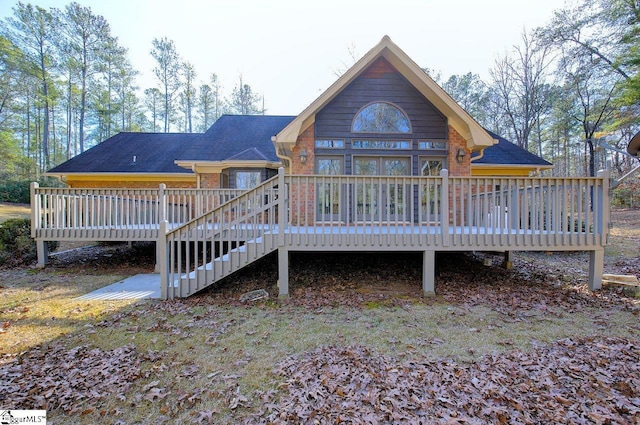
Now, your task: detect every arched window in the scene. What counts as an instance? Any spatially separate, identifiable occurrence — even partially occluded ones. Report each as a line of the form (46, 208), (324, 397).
(352, 102), (411, 133)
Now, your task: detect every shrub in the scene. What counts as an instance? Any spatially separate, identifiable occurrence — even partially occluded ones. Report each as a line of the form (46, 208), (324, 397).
(0, 180), (31, 204)
(0, 218), (58, 266)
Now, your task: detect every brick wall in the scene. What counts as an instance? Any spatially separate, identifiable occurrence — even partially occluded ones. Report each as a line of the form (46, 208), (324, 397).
(200, 173), (221, 189)
(290, 124), (315, 175)
(289, 124), (316, 225)
(447, 125), (470, 177)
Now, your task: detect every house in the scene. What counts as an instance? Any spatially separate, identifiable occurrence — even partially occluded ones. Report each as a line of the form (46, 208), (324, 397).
(33, 36), (609, 299)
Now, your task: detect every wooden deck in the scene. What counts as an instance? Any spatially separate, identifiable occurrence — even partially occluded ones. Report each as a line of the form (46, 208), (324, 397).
(31, 168), (610, 299)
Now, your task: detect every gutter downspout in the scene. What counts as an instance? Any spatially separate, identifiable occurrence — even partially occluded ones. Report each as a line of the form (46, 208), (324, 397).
(272, 136), (292, 173)
(470, 148), (486, 163)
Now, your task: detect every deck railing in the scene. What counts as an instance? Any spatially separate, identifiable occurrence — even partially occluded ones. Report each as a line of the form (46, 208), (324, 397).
(282, 169), (609, 249)
(31, 170), (609, 250)
(30, 183), (244, 240)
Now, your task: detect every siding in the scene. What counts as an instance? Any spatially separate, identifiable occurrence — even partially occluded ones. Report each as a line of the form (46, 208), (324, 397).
(315, 58), (447, 141)
(314, 58), (448, 176)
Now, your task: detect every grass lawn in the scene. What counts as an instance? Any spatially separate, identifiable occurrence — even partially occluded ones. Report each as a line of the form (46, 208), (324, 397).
(0, 202), (31, 222)
(0, 210), (638, 424)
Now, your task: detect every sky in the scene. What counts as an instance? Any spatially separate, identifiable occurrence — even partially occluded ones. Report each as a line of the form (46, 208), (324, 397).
(0, 0), (566, 116)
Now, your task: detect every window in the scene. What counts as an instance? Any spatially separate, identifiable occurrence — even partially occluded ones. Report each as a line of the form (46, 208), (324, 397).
(235, 171), (261, 189)
(316, 157), (343, 175)
(419, 140), (447, 150)
(352, 102), (411, 133)
(315, 139), (344, 149)
(420, 158), (444, 176)
(353, 157), (411, 176)
(352, 140), (411, 149)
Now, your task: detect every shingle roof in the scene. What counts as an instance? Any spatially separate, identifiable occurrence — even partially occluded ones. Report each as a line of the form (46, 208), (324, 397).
(473, 130), (552, 167)
(47, 115), (296, 175)
(47, 132), (199, 174)
(178, 115), (296, 162)
(47, 116), (550, 176)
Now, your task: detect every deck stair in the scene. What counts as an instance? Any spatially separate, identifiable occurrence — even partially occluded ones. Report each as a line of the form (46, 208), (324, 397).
(160, 172), (284, 299)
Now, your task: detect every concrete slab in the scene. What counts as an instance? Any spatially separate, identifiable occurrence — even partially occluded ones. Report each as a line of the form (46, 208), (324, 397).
(76, 274), (161, 300)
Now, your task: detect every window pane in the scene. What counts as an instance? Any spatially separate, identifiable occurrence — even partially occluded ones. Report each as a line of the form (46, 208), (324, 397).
(235, 171), (261, 189)
(315, 139), (344, 148)
(352, 102), (410, 133)
(352, 140), (411, 149)
(317, 158), (342, 175)
(420, 159), (443, 176)
(419, 140), (447, 150)
(383, 158), (409, 176)
(354, 158), (378, 175)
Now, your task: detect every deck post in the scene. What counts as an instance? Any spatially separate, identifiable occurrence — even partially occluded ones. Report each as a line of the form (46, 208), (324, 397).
(158, 183), (166, 223)
(30, 182), (39, 238)
(278, 167), (286, 247)
(502, 251), (514, 269)
(588, 247), (604, 291)
(422, 250), (435, 297)
(159, 220), (169, 299)
(31, 182), (49, 268)
(596, 169), (610, 243)
(36, 240), (48, 269)
(156, 185), (167, 275)
(278, 247), (289, 298)
(440, 169), (449, 247)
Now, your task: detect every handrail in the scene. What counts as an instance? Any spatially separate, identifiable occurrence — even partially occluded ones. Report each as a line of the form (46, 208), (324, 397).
(161, 170), (283, 299)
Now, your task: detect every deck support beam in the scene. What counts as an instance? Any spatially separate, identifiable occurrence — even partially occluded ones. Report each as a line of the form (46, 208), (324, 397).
(502, 251), (514, 269)
(588, 247), (604, 291)
(278, 248), (289, 298)
(422, 250), (435, 297)
(36, 240), (48, 269)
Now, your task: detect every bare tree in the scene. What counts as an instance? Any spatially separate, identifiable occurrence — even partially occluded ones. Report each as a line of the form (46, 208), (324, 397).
(490, 31), (552, 151)
(229, 74), (263, 115)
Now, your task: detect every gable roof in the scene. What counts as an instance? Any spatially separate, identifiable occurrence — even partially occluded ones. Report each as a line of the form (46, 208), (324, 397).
(272, 35), (498, 164)
(47, 132), (198, 175)
(472, 130), (552, 168)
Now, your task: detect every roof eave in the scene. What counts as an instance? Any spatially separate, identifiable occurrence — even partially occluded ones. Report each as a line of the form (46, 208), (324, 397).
(471, 163), (554, 169)
(44, 172), (196, 184)
(175, 159), (282, 174)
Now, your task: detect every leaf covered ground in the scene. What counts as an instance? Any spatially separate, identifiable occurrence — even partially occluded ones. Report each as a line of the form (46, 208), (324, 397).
(0, 209), (638, 424)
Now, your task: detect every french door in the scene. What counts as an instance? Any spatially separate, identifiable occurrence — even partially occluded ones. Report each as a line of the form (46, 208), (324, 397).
(316, 156), (344, 222)
(353, 156), (411, 222)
